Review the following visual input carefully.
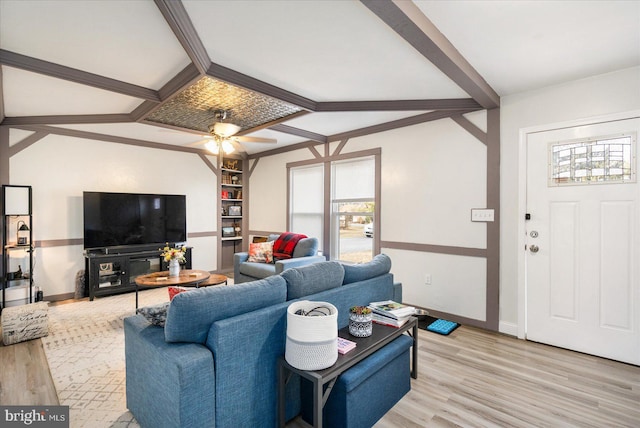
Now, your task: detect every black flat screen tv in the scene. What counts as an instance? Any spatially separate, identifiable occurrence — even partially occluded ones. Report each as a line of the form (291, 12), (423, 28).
(83, 191), (186, 250)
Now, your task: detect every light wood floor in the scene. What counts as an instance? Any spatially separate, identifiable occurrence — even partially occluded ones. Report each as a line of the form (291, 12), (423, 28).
(1, 324), (638, 427)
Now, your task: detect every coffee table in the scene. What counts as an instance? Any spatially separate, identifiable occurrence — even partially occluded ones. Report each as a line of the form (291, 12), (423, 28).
(134, 269), (223, 308)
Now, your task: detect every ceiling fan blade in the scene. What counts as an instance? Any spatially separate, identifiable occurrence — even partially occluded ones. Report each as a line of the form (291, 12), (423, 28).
(235, 136), (277, 144)
(187, 138), (212, 147)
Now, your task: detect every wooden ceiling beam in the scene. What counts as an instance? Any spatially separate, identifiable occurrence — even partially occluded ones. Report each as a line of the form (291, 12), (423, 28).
(13, 124), (207, 154)
(361, 0), (500, 109)
(154, 0), (210, 75)
(206, 63), (317, 112)
(1, 114), (133, 126)
(0, 49), (160, 102)
(269, 124), (328, 143)
(329, 109), (478, 141)
(315, 98), (481, 112)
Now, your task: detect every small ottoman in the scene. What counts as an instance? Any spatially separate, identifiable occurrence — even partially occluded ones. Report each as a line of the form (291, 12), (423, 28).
(1, 301), (49, 345)
(302, 334), (413, 428)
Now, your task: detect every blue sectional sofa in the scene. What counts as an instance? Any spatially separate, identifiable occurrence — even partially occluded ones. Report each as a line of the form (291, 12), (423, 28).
(124, 254), (406, 428)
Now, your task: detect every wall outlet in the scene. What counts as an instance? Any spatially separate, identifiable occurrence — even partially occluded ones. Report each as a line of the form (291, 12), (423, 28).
(424, 274), (432, 285)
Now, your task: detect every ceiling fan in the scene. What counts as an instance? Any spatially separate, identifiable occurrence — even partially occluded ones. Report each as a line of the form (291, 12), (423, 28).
(197, 110), (276, 155)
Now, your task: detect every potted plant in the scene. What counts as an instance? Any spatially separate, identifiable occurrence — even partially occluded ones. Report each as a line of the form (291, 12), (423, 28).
(349, 306), (373, 337)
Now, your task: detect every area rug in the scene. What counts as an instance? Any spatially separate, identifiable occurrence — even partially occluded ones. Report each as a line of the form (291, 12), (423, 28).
(41, 288), (169, 428)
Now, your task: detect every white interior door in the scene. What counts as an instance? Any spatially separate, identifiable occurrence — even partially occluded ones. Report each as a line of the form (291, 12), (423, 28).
(526, 117), (640, 365)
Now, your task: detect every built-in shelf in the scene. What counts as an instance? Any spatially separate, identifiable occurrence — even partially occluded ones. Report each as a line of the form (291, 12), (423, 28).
(220, 157), (244, 272)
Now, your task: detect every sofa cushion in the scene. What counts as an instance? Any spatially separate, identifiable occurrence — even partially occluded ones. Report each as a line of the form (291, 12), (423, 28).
(342, 254), (392, 285)
(239, 261), (277, 279)
(137, 302), (170, 327)
(164, 275), (287, 343)
(282, 261), (345, 300)
(247, 241), (274, 263)
(292, 237), (318, 258)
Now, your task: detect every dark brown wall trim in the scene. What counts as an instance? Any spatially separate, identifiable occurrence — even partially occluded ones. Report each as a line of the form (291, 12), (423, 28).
(35, 239), (83, 248)
(9, 131), (47, 156)
(14, 124), (207, 154)
(381, 241), (486, 258)
(0, 126), (10, 185)
(451, 115), (488, 145)
(187, 231), (216, 238)
(198, 154), (218, 175)
(46, 292), (76, 302)
(34, 232), (217, 248)
(287, 148), (382, 169)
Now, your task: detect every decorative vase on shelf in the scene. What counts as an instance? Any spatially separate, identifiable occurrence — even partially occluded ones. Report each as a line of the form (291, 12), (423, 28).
(349, 306), (373, 337)
(169, 259), (180, 277)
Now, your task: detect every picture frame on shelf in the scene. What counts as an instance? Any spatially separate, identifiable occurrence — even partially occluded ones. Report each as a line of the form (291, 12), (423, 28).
(228, 205), (241, 216)
(222, 227), (236, 237)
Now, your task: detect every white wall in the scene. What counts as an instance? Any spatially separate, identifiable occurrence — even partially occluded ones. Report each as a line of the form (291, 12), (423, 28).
(500, 66), (640, 333)
(7, 132), (218, 299)
(249, 115), (490, 322)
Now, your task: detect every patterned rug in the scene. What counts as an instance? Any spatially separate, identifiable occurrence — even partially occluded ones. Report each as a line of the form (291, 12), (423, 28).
(42, 288), (169, 428)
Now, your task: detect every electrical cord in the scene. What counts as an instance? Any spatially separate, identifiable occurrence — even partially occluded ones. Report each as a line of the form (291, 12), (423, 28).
(294, 305), (332, 316)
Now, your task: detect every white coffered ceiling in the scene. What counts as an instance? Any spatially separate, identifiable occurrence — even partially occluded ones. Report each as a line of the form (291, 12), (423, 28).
(1, 0), (638, 155)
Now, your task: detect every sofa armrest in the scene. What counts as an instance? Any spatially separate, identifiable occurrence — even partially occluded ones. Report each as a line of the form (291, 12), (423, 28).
(234, 252), (250, 279)
(274, 255), (326, 274)
(393, 282), (403, 303)
(124, 315), (216, 428)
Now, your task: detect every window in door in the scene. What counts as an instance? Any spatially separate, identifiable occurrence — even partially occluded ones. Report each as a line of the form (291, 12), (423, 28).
(549, 133), (636, 186)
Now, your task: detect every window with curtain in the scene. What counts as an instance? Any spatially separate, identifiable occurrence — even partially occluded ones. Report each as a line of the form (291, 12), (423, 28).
(290, 164), (324, 251)
(331, 156), (375, 263)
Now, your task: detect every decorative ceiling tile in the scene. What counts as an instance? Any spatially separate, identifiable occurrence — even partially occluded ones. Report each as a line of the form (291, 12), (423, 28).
(146, 76), (303, 133)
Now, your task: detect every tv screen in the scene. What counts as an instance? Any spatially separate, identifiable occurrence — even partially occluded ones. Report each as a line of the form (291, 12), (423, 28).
(83, 192), (186, 250)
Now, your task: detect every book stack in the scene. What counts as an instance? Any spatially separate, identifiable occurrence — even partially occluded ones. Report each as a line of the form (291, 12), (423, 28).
(368, 300), (416, 328)
(337, 337), (357, 354)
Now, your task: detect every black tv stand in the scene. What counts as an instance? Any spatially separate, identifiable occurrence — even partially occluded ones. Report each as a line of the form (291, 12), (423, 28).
(84, 246), (192, 301)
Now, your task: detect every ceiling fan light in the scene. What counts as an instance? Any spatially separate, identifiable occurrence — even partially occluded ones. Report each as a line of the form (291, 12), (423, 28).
(205, 140), (220, 155)
(213, 122), (241, 138)
(221, 139), (235, 154)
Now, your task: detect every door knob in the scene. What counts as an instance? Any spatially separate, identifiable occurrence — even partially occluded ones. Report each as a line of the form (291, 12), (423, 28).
(529, 245), (539, 253)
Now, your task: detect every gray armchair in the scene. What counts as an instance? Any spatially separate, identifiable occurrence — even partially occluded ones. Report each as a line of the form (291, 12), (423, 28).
(233, 234), (326, 284)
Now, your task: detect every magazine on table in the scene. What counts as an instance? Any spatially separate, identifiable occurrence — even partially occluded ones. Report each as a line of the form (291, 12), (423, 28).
(368, 300), (415, 320)
(371, 313), (410, 328)
(337, 337), (357, 354)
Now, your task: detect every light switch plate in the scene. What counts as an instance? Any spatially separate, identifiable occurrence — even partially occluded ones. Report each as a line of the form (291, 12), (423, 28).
(471, 208), (495, 222)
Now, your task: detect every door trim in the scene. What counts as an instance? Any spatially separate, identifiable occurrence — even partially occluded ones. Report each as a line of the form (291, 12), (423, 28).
(517, 109), (640, 339)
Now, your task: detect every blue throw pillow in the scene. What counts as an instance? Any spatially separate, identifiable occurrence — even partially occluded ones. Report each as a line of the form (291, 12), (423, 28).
(341, 254), (392, 284)
(282, 261), (344, 300)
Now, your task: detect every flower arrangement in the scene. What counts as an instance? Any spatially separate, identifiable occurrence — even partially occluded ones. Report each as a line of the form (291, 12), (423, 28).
(349, 306), (372, 315)
(160, 243), (187, 264)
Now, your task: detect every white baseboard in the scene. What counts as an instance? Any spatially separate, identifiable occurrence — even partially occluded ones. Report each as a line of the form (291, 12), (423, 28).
(499, 321), (518, 337)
